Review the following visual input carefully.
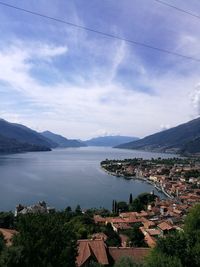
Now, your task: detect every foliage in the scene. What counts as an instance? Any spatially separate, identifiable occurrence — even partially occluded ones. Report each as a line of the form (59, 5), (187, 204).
(0, 212), (14, 228)
(122, 223), (146, 247)
(0, 212), (77, 267)
(146, 204), (200, 267)
(117, 201), (129, 212)
(103, 223), (121, 247)
(114, 256), (143, 267)
(0, 233), (5, 254)
(66, 213), (99, 239)
(146, 251), (183, 267)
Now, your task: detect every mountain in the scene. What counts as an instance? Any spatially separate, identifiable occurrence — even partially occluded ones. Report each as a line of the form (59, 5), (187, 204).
(84, 135), (139, 147)
(0, 134), (51, 153)
(41, 131), (86, 148)
(0, 119), (53, 153)
(0, 119), (55, 148)
(116, 117), (200, 154)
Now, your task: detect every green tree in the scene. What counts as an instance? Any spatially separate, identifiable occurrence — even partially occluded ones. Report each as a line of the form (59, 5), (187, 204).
(117, 201), (128, 212)
(104, 223), (121, 247)
(146, 251), (183, 267)
(0, 233), (5, 254)
(125, 223), (146, 247)
(129, 194), (133, 205)
(114, 256), (142, 267)
(4, 213), (77, 267)
(75, 205), (82, 214)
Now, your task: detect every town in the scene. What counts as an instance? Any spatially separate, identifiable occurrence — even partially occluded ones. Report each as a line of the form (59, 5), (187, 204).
(99, 157), (200, 248)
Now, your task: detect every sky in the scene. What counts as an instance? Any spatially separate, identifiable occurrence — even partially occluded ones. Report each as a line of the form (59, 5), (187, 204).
(1, 0), (200, 139)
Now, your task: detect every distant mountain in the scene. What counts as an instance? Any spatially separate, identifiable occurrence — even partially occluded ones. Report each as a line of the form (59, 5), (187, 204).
(0, 119), (55, 148)
(41, 131), (86, 148)
(0, 119), (53, 153)
(84, 135), (139, 147)
(116, 117), (200, 154)
(0, 134), (51, 153)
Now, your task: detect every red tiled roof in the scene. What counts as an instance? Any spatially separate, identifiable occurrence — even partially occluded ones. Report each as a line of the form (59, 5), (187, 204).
(144, 233), (157, 248)
(0, 228), (18, 246)
(143, 220), (155, 229)
(76, 239), (109, 267)
(108, 247), (150, 263)
(112, 223), (132, 230)
(146, 229), (161, 236)
(94, 215), (106, 224)
(157, 221), (173, 231)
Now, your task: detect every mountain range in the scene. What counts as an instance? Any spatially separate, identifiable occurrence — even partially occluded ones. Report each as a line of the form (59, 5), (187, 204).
(116, 117), (200, 155)
(0, 119), (85, 153)
(84, 135), (139, 147)
(41, 131), (86, 148)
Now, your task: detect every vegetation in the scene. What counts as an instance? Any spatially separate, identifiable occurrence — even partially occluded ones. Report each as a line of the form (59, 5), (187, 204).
(114, 256), (143, 267)
(0, 212), (14, 229)
(122, 223), (146, 247)
(146, 204), (200, 267)
(112, 193), (156, 214)
(0, 202), (200, 266)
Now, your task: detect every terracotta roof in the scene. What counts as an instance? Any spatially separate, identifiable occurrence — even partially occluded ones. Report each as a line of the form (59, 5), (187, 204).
(112, 223), (132, 230)
(77, 239), (109, 267)
(106, 217), (125, 224)
(120, 212), (138, 218)
(157, 221), (173, 231)
(108, 247), (150, 263)
(144, 233), (157, 248)
(143, 220), (155, 229)
(0, 228), (18, 246)
(146, 229), (161, 236)
(94, 215), (106, 224)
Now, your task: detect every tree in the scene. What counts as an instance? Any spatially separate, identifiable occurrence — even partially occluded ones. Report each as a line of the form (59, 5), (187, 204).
(146, 251), (183, 267)
(75, 205), (82, 214)
(129, 198), (144, 212)
(145, 204), (200, 267)
(129, 194), (133, 205)
(125, 223), (146, 247)
(0, 212), (14, 228)
(114, 256), (142, 267)
(117, 201), (128, 212)
(104, 223), (121, 247)
(3, 213), (77, 267)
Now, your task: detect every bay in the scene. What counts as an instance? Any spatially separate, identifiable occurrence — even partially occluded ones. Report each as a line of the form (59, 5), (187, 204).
(0, 147), (176, 211)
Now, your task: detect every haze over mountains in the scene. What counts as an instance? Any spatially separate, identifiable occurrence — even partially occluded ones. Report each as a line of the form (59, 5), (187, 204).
(41, 131), (86, 148)
(2, 117), (200, 155)
(0, 119), (85, 153)
(116, 117), (200, 155)
(84, 136), (139, 147)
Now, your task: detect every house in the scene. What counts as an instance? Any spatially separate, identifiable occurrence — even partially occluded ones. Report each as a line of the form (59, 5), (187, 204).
(108, 247), (150, 265)
(76, 239), (109, 267)
(0, 228), (18, 246)
(157, 221), (174, 235)
(76, 239), (150, 266)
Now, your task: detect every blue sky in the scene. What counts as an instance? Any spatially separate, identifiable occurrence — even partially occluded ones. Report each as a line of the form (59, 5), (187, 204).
(1, 0), (200, 139)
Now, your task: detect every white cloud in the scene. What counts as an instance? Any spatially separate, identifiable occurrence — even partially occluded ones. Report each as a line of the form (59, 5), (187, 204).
(1, 20), (200, 139)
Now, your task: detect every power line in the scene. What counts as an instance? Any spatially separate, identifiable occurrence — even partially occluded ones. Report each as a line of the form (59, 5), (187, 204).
(154, 0), (200, 20)
(0, 1), (200, 62)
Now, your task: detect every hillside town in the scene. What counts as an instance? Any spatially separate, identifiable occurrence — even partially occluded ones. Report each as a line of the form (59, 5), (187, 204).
(99, 158), (200, 248)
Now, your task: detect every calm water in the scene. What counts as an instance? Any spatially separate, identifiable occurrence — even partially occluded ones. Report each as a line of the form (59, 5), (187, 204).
(0, 147), (176, 211)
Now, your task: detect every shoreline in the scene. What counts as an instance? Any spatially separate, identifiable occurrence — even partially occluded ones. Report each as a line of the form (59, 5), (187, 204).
(101, 166), (173, 199)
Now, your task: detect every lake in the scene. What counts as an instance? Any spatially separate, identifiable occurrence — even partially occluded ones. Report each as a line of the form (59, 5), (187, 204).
(0, 147), (176, 211)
